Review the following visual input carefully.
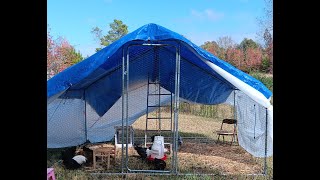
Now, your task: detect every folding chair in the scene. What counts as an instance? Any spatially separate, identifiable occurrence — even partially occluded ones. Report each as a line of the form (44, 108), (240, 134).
(216, 119), (238, 145)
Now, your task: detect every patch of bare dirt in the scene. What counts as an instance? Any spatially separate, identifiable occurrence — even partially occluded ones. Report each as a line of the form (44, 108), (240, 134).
(178, 142), (262, 174)
(84, 142), (262, 175)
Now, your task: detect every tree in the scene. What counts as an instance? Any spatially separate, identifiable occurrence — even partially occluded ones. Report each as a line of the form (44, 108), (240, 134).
(262, 28), (273, 73)
(91, 27), (103, 45)
(244, 48), (263, 72)
(217, 36), (235, 50)
(201, 41), (219, 55)
(260, 55), (272, 73)
(47, 28), (55, 73)
(257, 0), (273, 41)
(263, 28), (272, 48)
(217, 36), (235, 60)
(238, 38), (259, 52)
(200, 41), (226, 59)
(263, 0), (273, 31)
(225, 48), (244, 70)
(236, 38), (262, 73)
(256, 0), (273, 74)
(47, 28), (83, 79)
(92, 19), (128, 51)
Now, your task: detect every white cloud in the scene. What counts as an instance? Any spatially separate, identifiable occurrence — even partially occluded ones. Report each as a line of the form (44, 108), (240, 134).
(205, 9), (224, 21)
(190, 9), (224, 21)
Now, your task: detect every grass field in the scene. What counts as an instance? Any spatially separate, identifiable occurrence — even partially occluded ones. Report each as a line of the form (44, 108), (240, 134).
(47, 106), (273, 179)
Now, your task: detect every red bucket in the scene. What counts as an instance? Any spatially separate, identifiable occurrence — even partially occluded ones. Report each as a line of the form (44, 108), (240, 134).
(147, 154), (167, 161)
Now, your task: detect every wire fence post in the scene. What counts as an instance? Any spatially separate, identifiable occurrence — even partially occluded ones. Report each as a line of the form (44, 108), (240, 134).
(264, 107), (268, 176)
(84, 89), (88, 142)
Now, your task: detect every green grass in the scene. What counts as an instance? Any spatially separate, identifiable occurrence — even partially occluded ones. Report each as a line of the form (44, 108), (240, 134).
(250, 72), (273, 93)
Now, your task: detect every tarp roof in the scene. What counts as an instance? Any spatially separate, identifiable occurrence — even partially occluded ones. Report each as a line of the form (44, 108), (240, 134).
(47, 23), (272, 117)
(47, 24), (273, 157)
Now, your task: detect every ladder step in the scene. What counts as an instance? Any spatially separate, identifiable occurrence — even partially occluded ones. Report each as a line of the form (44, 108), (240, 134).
(147, 117), (172, 120)
(148, 93), (172, 95)
(147, 105), (171, 108)
(145, 130), (172, 132)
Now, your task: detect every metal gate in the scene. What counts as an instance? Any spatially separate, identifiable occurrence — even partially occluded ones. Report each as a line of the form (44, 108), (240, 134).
(121, 41), (181, 174)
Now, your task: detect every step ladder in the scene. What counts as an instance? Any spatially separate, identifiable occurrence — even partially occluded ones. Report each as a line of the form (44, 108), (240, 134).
(144, 75), (173, 147)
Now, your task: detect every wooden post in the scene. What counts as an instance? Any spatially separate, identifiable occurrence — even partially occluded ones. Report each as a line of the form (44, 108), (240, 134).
(107, 152), (110, 170)
(93, 150), (96, 169)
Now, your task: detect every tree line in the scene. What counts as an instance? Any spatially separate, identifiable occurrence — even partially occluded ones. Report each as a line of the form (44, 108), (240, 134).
(47, 17), (273, 79)
(200, 31), (273, 74)
(47, 26), (84, 79)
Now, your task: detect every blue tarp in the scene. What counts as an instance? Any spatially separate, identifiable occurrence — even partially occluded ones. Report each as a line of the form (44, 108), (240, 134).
(47, 23), (272, 117)
(47, 23), (273, 156)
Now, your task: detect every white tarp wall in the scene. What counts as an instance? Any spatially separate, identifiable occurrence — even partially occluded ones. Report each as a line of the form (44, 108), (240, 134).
(47, 84), (172, 148)
(47, 98), (86, 147)
(48, 87), (273, 158)
(224, 90), (273, 157)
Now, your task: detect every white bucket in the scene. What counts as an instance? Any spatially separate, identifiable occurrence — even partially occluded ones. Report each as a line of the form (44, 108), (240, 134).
(150, 136), (165, 159)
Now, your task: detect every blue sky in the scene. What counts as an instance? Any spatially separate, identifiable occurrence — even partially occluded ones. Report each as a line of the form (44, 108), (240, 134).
(48, 0), (266, 57)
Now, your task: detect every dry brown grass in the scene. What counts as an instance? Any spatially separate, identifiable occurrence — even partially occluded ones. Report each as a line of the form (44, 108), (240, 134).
(77, 142), (262, 175)
(178, 142), (262, 174)
(130, 111), (264, 175)
(48, 110), (271, 178)
(132, 111), (235, 140)
(79, 111), (264, 175)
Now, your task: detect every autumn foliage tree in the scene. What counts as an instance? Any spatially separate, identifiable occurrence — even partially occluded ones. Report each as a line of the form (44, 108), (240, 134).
(225, 48), (244, 69)
(217, 36), (235, 60)
(201, 37), (269, 73)
(244, 48), (263, 72)
(200, 41), (226, 60)
(47, 28), (83, 79)
(200, 0), (273, 74)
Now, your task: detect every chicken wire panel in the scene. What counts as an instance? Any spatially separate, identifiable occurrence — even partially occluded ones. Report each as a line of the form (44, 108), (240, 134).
(127, 45), (176, 127)
(178, 52), (234, 105)
(47, 97), (86, 148)
(147, 105), (172, 130)
(84, 56), (124, 117)
(235, 90), (272, 158)
(221, 90), (237, 119)
(146, 84), (173, 132)
(123, 44), (177, 172)
(85, 84), (172, 143)
(126, 45), (177, 93)
(83, 46), (125, 143)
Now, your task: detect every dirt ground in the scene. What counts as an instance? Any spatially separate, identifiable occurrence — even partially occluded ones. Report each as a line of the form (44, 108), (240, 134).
(81, 111), (265, 175)
(178, 142), (263, 174)
(83, 141), (263, 175)
(48, 111), (269, 176)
